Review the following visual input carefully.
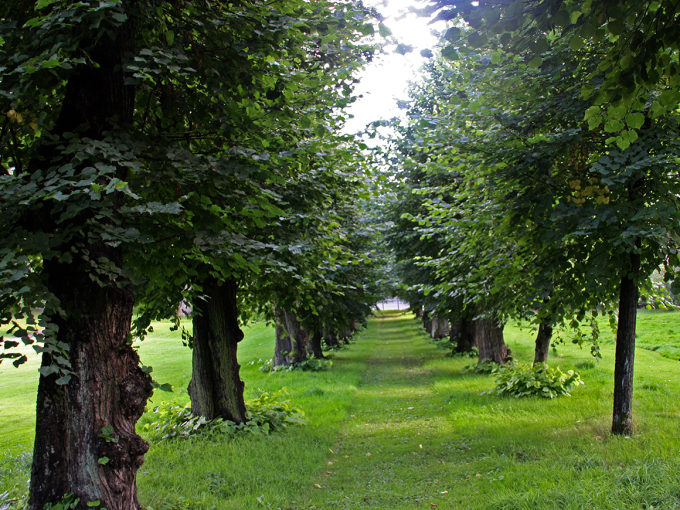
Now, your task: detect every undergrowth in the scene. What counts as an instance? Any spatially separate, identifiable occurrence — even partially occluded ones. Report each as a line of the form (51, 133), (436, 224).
(142, 390), (306, 442)
(257, 358), (332, 373)
(486, 363), (584, 398)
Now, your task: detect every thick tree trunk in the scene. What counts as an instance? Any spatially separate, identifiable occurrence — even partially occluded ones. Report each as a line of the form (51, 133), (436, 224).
(31, 248), (152, 510)
(29, 7), (150, 508)
(475, 308), (511, 365)
(273, 309), (308, 367)
(188, 277), (246, 423)
(532, 321), (553, 366)
(612, 251), (640, 435)
(309, 330), (326, 359)
(451, 317), (476, 353)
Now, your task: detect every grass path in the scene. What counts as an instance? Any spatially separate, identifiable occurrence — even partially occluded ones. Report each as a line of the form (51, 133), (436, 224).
(304, 312), (456, 509)
(3, 311), (680, 509)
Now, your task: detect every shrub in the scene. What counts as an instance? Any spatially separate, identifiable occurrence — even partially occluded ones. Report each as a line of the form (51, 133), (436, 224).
(446, 346), (479, 359)
(257, 358), (333, 373)
(142, 390), (306, 442)
(462, 360), (502, 374)
(486, 363), (583, 398)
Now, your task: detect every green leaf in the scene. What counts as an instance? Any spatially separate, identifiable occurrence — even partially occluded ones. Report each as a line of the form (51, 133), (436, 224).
(35, 0), (58, 9)
(552, 10), (571, 27)
(98, 457), (109, 465)
(569, 36), (584, 51)
(625, 112), (645, 130)
(87, 502), (101, 508)
(444, 27), (461, 42)
(378, 23), (392, 37)
(527, 56), (543, 69)
(441, 45), (459, 61)
(165, 31), (175, 46)
(607, 19), (625, 36)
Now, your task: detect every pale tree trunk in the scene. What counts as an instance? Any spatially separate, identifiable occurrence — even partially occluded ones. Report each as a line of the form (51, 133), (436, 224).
(29, 6), (153, 508)
(532, 321), (553, 366)
(429, 316), (439, 338)
(188, 276), (246, 423)
(612, 250), (640, 435)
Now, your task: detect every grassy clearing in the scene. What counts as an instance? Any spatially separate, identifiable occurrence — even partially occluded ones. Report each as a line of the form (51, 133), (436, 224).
(1, 310), (680, 509)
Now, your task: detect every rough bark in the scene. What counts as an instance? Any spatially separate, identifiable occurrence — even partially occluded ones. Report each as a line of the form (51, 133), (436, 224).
(273, 309), (308, 367)
(29, 7), (151, 509)
(188, 277), (246, 424)
(532, 321), (553, 366)
(612, 250), (640, 435)
(451, 317), (476, 353)
(309, 330), (326, 359)
(31, 249), (152, 510)
(474, 309), (511, 365)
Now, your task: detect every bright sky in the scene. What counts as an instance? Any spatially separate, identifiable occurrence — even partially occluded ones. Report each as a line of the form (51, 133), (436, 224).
(343, 0), (445, 134)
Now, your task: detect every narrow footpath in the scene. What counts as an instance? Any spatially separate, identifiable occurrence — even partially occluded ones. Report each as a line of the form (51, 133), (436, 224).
(304, 312), (464, 509)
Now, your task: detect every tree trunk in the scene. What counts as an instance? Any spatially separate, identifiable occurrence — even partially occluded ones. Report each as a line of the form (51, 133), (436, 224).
(188, 277), (246, 423)
(29, 7), (151, 508)
(423, 310), (433, 335)
(612, 251), (640, 435)
(324, 329), (340, 348)
(31, 249), (152, 510)
(532, 321), (553, 366)
(451, 317), (476, 353)
(309, 330), (326, 359)
(436, 318), (450, 338)
(429, 316), (439, 338)
(340, 326), (352, 344)
(273, 309), (308, 367)
(475, 308), (511, 365)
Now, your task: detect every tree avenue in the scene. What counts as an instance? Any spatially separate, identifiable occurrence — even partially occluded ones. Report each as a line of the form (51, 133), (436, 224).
(0, 0), (376, 507)
(390, 8), (680, 435)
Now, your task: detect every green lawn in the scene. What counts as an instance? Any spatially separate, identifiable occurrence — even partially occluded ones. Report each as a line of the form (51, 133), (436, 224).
(2, 310), (680, 509)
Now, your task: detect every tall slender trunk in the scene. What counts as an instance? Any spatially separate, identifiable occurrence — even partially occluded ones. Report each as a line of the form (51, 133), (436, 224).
(429, 316), (439, 338)
(612, 250), (640, 435)
(309, 330), (325, 359)
(188, 277), (246, 424)
(29, 7), (151, 508)
(532, 321), (553, 366)
(474, 307), (511, 365)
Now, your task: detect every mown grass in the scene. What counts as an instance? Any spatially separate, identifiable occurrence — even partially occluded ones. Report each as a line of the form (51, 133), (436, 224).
(1, 310), (680, 509)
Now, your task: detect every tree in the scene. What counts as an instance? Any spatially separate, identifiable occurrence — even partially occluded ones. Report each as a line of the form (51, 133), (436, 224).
(0, 0), (375, 506)
(395, 23), (680, 434)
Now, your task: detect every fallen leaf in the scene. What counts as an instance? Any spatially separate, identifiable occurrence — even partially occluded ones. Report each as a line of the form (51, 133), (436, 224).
(476, 474), (482, 477)
(419, 444), (423, 449)
(326, 471), (332, 475)
(365, 453), (371, 457)
(314, 484), (322, 489)
(440, 491), (448, 494)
